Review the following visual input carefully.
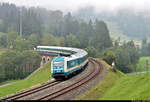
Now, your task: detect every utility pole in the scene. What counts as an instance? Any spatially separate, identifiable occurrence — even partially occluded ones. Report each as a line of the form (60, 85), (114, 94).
(19, 7), (22, 37)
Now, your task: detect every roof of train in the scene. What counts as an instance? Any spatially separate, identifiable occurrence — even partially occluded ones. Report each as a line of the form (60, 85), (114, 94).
(36, 46), (88, 59)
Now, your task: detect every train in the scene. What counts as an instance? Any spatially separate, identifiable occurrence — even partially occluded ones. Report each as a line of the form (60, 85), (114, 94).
(37, 46), (88, 80)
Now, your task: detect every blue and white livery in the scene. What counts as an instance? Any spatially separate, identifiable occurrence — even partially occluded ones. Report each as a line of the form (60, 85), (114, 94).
(37, 46), (88, 79)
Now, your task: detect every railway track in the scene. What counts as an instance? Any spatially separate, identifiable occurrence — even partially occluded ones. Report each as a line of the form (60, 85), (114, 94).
(1, 59), (103, 100)
(38, 59), (102, 100)
(1, 81), (61, 100)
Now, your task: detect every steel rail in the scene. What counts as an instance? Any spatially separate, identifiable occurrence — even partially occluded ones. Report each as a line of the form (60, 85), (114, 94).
(2, 81), (61, 100)
(39, 59), (102, 100)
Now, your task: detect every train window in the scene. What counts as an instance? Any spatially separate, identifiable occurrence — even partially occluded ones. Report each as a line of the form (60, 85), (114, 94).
(53, 61), (64, 67)
(67, 61), (72, 68)
(80, 58), (82, 63)
(67, 60), (76, 68)
(78, 59), (80, 64)
(67, 62), (70, 68)
(80, 58), (82, 64)
(71, 61), (75, 66)
(75, 59), (78, 65)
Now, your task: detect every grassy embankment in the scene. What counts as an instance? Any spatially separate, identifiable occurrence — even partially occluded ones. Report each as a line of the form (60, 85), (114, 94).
(74, 58), (125, 100)
(1, 56), (150, 99)
(0, 80), (18, 86)
(75, 58), (150, 100)
(100, 73), (150, 100)
(0, 62), (51, 98)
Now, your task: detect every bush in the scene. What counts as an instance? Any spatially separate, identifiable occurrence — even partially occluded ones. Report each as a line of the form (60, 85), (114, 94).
(84, 46), (99, 57)
(102, 50), (116, 65)
(0, 50), (41, 81)
(102, 41), (140, 73)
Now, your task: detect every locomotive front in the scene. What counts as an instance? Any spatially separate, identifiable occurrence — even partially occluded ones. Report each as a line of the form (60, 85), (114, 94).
(51, 57), (66, 79)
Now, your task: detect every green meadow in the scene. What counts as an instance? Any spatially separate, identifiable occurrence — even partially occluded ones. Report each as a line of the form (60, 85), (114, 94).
(0, 62), (51, 98)
(75, 58), (150, 100)
(100, 74), (150, 100)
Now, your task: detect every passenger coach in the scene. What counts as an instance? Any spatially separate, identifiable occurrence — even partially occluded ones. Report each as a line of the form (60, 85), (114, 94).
(37, 46), (88, 80)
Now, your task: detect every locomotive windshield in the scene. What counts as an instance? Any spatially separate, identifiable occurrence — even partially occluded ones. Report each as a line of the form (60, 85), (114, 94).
(53, 61), (64, 67)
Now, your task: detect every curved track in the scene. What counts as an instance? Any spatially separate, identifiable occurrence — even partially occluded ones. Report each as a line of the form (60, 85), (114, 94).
(1, 59), (103, 100)
(39, 59), (102, 100)
(1, 81), (61, 100)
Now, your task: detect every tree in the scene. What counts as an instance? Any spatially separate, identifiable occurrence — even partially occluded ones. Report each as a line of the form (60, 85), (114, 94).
(87, 19), (94, 45)
(22, 8), (42, 37)
(6, 32), (18, 48)
(41, 34), (57, 46)
(47, 10), (63, 36)
(58, 37), (65, 46)
(66, 33), (80, 47)
(0, 62), (6, 81)
(0, 34), (7, 47)
(102, 50), (117, 65)
(14, 36), (30, 51)
(28, 34), (38, 48)
(84, 46), (98, 57)
(91, 20), (112, 52)
(147, 43), (150, 56)
(62, 12), (74, 36)
(102, 41), (140, 73)
(0, 51), (17, 79)
(0, 50), (41, 81)
(78, 22), (89, 48)
(0, 19), (4, 32)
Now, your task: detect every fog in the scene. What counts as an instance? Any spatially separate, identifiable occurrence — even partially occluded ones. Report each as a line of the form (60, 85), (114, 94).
(0, 0), (150, 13)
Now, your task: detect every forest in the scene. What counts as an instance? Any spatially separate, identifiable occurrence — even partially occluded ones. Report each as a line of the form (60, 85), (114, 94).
(0, 3), (112, 54)
(0, 50), (41, 81)
(0, 3), (149, 82)
(74, 6), (150, 39)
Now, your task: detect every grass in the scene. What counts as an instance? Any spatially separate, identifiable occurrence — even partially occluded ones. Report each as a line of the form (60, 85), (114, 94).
(75, 58), (150, 100)
(74, 70), (124, 100)
(0, 50), (6, 55)
(0, 62), (51, 98)
(0, 80), (18, 86)
(1, 57), (149, 100)
(74, 58), (125, 100)
(95, 58), (125, 77)
(100, 74), (150, 100)
(136, 57), (150, 72)
(0, 48), (9, 55)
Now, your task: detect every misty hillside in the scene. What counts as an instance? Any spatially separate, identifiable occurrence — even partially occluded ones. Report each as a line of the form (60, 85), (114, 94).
(74, 6), (150, 39)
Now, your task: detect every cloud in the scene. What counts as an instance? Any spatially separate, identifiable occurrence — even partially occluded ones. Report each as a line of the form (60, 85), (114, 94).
(0, 0), (150, 13)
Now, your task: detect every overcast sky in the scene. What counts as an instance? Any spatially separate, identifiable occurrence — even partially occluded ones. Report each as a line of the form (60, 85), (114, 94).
(0, 0), (150, 13)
